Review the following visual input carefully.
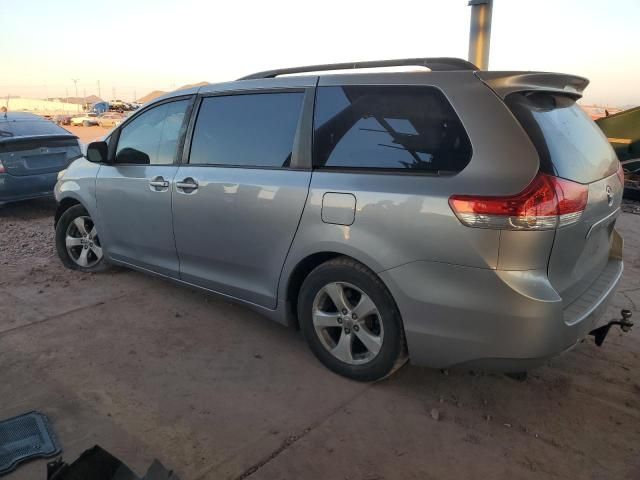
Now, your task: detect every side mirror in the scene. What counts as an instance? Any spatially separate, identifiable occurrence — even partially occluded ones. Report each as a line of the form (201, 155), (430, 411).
(86, 141), (109, 163)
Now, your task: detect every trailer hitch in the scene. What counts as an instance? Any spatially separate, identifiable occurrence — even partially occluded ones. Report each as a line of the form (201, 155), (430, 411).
(589, 309), (633, 347)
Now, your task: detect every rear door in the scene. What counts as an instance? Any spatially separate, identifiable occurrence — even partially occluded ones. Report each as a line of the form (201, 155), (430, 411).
(506, 92), (622, 304)
(172, 88), (313, 308)
(96, 97), (192, 277)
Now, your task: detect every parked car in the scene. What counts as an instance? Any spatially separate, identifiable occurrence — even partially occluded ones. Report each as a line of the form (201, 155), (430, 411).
(0, 112), (81, 203)
(97, 112), (124, 128)
(53, 58), (626, 381)
(70, 112), (99, 127)
(53, 114), (72, 126)
(109, 100), (135, 113)
(596, 106), (640, 199)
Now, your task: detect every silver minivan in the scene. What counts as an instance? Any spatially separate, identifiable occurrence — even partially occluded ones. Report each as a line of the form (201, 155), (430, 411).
(54, 58), (626, 381)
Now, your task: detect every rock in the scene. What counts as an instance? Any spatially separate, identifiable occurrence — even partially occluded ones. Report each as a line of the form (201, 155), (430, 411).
(430, 408), (440, 421)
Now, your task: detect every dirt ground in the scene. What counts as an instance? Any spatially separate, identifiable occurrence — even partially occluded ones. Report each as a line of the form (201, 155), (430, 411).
(1, 197), (639, 480)
(64, 124), (109, 144)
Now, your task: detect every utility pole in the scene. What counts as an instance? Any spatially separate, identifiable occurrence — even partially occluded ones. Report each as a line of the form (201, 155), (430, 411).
(112, 86), (116, 101)
(97, 80), (101, 99)
(71, 78), (79, 112)
(468, 0), (493, 70)
(83, 88), (86, 110)
(134, 88), (137, 103)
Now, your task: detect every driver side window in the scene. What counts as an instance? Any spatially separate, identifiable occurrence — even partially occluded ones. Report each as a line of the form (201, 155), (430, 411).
(115, 99), (189, 165)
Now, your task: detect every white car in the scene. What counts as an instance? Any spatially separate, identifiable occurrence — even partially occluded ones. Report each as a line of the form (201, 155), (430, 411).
(70, 112), (99, 127)
(97, 112), (125, 128)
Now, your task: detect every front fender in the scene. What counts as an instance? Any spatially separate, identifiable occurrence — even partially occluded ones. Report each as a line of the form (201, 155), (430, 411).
(54, 158), (101, 229)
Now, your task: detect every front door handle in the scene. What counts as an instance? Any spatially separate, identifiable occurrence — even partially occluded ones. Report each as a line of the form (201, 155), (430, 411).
(176, 178), (199, 192)
(149, 176), (169, 190)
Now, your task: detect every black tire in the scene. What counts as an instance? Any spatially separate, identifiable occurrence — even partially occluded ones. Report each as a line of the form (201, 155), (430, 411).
(55, 204), (110, 273)
(298, 257), (407, 382)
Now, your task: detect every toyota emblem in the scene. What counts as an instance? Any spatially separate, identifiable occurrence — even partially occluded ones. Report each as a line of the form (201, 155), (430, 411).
(606, 185), (613, 206)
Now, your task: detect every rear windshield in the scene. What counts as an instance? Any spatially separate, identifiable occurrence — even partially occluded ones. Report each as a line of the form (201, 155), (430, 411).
(0, 120), (70, 138)
(506, 92), (618, 184)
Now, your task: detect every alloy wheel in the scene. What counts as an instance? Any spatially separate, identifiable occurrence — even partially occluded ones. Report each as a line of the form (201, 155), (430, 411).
(312, 282), (384, 365)
(65, 216), (103, 268)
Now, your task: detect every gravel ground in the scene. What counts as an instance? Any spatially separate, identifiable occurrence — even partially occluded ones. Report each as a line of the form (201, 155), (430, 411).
(1, 197), (639, 479)
(0, 197), (57, 265)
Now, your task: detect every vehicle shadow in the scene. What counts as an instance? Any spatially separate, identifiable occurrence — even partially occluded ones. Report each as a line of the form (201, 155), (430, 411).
(0, 197), (57, 220)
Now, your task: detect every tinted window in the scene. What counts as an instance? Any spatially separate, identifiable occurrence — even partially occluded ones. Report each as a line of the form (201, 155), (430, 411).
(313, 86), (472, 173)
(189, 92), (304, 167)
(0, 120), (70, 138)
(507, 93), (618, 184)
(115, 99), (189, 165)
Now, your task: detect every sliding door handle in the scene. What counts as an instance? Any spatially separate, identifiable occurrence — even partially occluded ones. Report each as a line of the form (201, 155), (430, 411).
(176, 178), (199, 192)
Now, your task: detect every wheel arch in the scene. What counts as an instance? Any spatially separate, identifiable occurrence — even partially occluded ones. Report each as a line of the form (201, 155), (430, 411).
(284, 251), (391, 329)
(54, 197), (82, 227)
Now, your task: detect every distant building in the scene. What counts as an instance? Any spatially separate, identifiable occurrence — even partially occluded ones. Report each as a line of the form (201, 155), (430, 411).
(3, 97), (84, 115)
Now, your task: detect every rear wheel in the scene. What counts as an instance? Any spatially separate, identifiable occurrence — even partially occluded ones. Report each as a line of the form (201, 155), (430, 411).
(55, 204), (109, 272)
(298, 257), (406, 381)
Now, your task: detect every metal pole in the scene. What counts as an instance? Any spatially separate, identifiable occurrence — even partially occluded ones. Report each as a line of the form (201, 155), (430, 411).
(468, 0), (493, 70)
(97, 80), (101, 99)
(71, 78), (79, 113)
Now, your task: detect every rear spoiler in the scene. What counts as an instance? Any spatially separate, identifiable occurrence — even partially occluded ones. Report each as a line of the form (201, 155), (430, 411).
(475, 71), (589, 100)
(0, 134), (78, 146)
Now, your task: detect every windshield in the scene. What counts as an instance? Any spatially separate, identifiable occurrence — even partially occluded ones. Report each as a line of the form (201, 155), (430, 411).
(507, 92), (618, 184)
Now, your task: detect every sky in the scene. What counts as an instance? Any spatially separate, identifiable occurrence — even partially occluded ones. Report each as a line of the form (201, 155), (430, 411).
(1, 0), (638, 106)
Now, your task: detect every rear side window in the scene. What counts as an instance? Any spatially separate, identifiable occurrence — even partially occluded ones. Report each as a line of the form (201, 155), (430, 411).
(189, 92), (304, 168)
(313, 85), (472, 173)
(506, 92), (618, 184)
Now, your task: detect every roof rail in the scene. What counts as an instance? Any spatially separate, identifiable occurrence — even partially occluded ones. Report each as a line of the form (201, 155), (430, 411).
(238, 57), (478, 80)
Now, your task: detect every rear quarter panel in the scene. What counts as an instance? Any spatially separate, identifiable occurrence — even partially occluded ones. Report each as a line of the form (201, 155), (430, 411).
(279, 72), (542, 303)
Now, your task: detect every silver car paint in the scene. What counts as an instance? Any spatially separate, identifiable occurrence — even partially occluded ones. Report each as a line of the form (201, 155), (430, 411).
(55, 70), (623, 371)
(548, 173), (623, 306)
(172, 166), (311, 308)
(96, 164), (181, 277)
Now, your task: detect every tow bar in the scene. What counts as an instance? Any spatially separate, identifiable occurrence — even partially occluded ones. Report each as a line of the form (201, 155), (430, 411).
(589, 309), (634, 346)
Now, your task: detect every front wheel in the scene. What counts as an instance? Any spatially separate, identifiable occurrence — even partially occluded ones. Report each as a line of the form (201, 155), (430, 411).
(55, 204), (110, 272)
(298, 257), (406, 382)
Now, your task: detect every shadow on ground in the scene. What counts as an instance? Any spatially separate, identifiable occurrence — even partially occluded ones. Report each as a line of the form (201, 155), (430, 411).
(1, 202), (639, 480)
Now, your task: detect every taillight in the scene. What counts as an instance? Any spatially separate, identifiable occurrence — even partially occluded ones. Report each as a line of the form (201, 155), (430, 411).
(0, 159), (5, 174)
(449, 173), (588, 230)
(616, 162), (625, 186)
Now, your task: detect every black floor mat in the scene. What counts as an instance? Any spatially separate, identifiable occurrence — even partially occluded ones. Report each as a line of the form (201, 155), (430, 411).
(0, 411), (60, 476)
(47, 446), (180, 480)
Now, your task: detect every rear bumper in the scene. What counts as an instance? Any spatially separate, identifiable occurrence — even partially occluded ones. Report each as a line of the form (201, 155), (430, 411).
(0, 172), (58, 202)
(380, 257), (623, 372)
